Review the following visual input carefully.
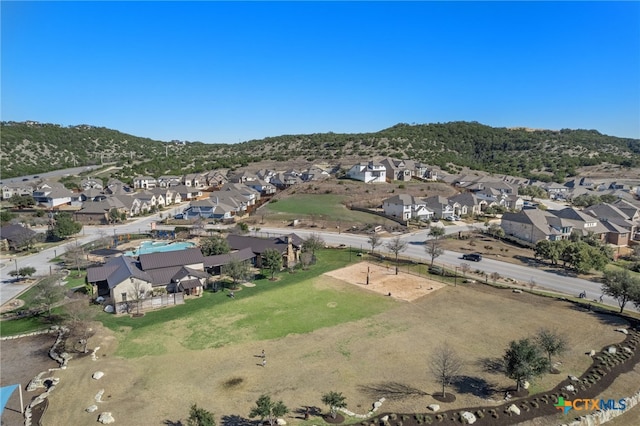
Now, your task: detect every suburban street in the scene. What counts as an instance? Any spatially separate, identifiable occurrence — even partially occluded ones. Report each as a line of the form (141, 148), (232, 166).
(1, 214), (634, 313)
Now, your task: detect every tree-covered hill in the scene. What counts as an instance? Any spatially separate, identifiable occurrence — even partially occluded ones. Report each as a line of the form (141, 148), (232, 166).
(1, 120), (638, 182)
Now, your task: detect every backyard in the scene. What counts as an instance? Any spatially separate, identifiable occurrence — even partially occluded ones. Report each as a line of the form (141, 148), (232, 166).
(16, 249), (633, 425)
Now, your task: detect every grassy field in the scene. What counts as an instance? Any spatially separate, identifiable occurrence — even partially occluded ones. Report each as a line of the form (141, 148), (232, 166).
(261, 193), (397, 226)
(100, 250), (395, 357)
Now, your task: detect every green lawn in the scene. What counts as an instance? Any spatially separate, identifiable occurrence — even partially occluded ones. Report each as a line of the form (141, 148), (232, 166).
(99, 249), (396, 358)
(263, 194), (388, 224)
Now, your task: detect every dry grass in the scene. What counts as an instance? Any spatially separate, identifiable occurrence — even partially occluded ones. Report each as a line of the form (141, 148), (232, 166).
(45, 273), (632, 426)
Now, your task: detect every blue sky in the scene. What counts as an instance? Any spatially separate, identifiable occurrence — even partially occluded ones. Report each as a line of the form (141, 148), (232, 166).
(2, 1), (639, 143)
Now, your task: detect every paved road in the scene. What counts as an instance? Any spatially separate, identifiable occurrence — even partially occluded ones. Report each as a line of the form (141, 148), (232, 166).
(1, 217), (634, 313)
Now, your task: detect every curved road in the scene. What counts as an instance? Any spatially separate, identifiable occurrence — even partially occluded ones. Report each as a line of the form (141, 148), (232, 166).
(1, 215), (633, 312)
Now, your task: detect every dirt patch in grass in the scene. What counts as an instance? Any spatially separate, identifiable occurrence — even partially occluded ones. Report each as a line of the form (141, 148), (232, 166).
(324, 261), (445, 302)
(41, 279), (634, 426)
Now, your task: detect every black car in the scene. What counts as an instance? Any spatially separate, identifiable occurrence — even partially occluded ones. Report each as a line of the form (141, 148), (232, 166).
(462, 253), (482, 262)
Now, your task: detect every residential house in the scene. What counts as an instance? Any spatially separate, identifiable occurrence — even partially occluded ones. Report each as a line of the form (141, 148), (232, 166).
(270, 171), (303, 189)
(245, 178), (276, 196)
(203, 170), (228, 189)
(447, 193), (486, 217)
(226, 234), (303, 269)
(380, 158), (414, 182)
(172, 185), (203, 201)
(157, 175), (182, 188)
(550, 207), (608, 240)
(228, 171), (258, 184)
(584, 203), (638, 246)
(87, 248), (209, 308)
(183, 198), (236, 220)
(133, 176), (157, 190)
(203, 247), (256, 275)
(500, 208), (570, 243)
(423, 195), (458, 219)
(346, 161), (386, 183)
(0, 224), (41, 251)
(540, 182), (569, 199)
(183, 173), (206, 188)
(301, 167), (330, 182)
(1, 183), (34, 200)
(74, 197), (128, 224)
(151, 187), (181, 205)
(32, 182), (74, 208)
(382, 194), (434, 221)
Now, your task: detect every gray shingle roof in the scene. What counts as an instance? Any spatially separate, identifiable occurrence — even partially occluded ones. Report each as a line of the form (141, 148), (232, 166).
(139, 247), (205, 270)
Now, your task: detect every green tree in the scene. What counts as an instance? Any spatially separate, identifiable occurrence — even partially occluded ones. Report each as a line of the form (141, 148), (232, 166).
(9, 194), (35, 209)
(429, 344), (463, 398)
(385, 236), (407, 275)
(34, 275), (67, 318)
(50, 213), (82, 240)
(535, 328), (568, 365)
(249, 394), (288, 426)
(321, 391), (347, 419)
(0, 209), (15, 224)
(503, 338), (550, 392)
(262, 248), (283, 280)
(601, 269), (640, 313)
(486, 223), (505, 238)
(200, 234), (230, 256)
(187, 403), (215, 426)
(222, 258), (252, 288)
(302, 233), (325, 259)
(9, 266), (36, 280)
(425, 226), (445, 267)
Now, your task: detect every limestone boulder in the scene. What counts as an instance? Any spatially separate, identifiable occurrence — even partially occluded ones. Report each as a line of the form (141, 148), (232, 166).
(86, 405), (98, 413)
(427, 404), (440, 412)
(508, 404), (521, 415)
(92, 371), (104, 380)
(98, 412), (115, 424)
(461, 411), (476, 424)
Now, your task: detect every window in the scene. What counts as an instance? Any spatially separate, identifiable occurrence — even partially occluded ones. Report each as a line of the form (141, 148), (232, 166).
(121, 293), (127, 302)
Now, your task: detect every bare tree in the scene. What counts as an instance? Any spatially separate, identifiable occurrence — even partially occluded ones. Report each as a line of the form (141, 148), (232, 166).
(368, 233), (382, 254)
(429, 344), (463, 398)
(425, 226), (445, 267)
(459, 263), (470, 277)
(64, 295), (97, 353)
(385, 236), (407, 275)
(490, 271), (501, 284)
(128, 280), (149, 315)
(300, 252), (313, 270)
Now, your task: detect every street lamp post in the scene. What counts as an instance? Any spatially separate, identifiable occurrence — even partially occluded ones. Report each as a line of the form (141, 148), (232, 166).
(454, 266), (459, 287)
(14, 259), (18, 276)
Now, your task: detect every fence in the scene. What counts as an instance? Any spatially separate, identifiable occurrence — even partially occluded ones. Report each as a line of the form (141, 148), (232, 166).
(115, 292), (184, 314)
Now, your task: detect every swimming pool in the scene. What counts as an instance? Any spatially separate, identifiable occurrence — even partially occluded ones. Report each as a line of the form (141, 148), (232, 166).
(124, 241), (196, 256)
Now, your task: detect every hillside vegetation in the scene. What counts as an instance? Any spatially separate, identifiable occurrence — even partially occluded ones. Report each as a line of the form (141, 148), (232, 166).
(1, 120), (638, 181)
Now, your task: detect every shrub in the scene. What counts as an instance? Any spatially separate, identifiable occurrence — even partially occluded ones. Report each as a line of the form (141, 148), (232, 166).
(476, 410), (484, 418)
(401, 415), (410, 422)
(423, 415), (433, 424)
(389, 414), (397, 421)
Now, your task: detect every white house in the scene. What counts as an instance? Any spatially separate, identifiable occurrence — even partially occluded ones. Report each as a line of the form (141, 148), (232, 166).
(346, 161), (386, 183)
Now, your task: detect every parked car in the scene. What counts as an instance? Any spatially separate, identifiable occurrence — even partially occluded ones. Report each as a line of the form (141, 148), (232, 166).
(445, 215), (460, 221)
(462, 253), (483, 262)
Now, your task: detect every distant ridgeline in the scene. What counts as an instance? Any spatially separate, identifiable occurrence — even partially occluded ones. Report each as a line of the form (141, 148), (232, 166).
(1, 120), (638, 182)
